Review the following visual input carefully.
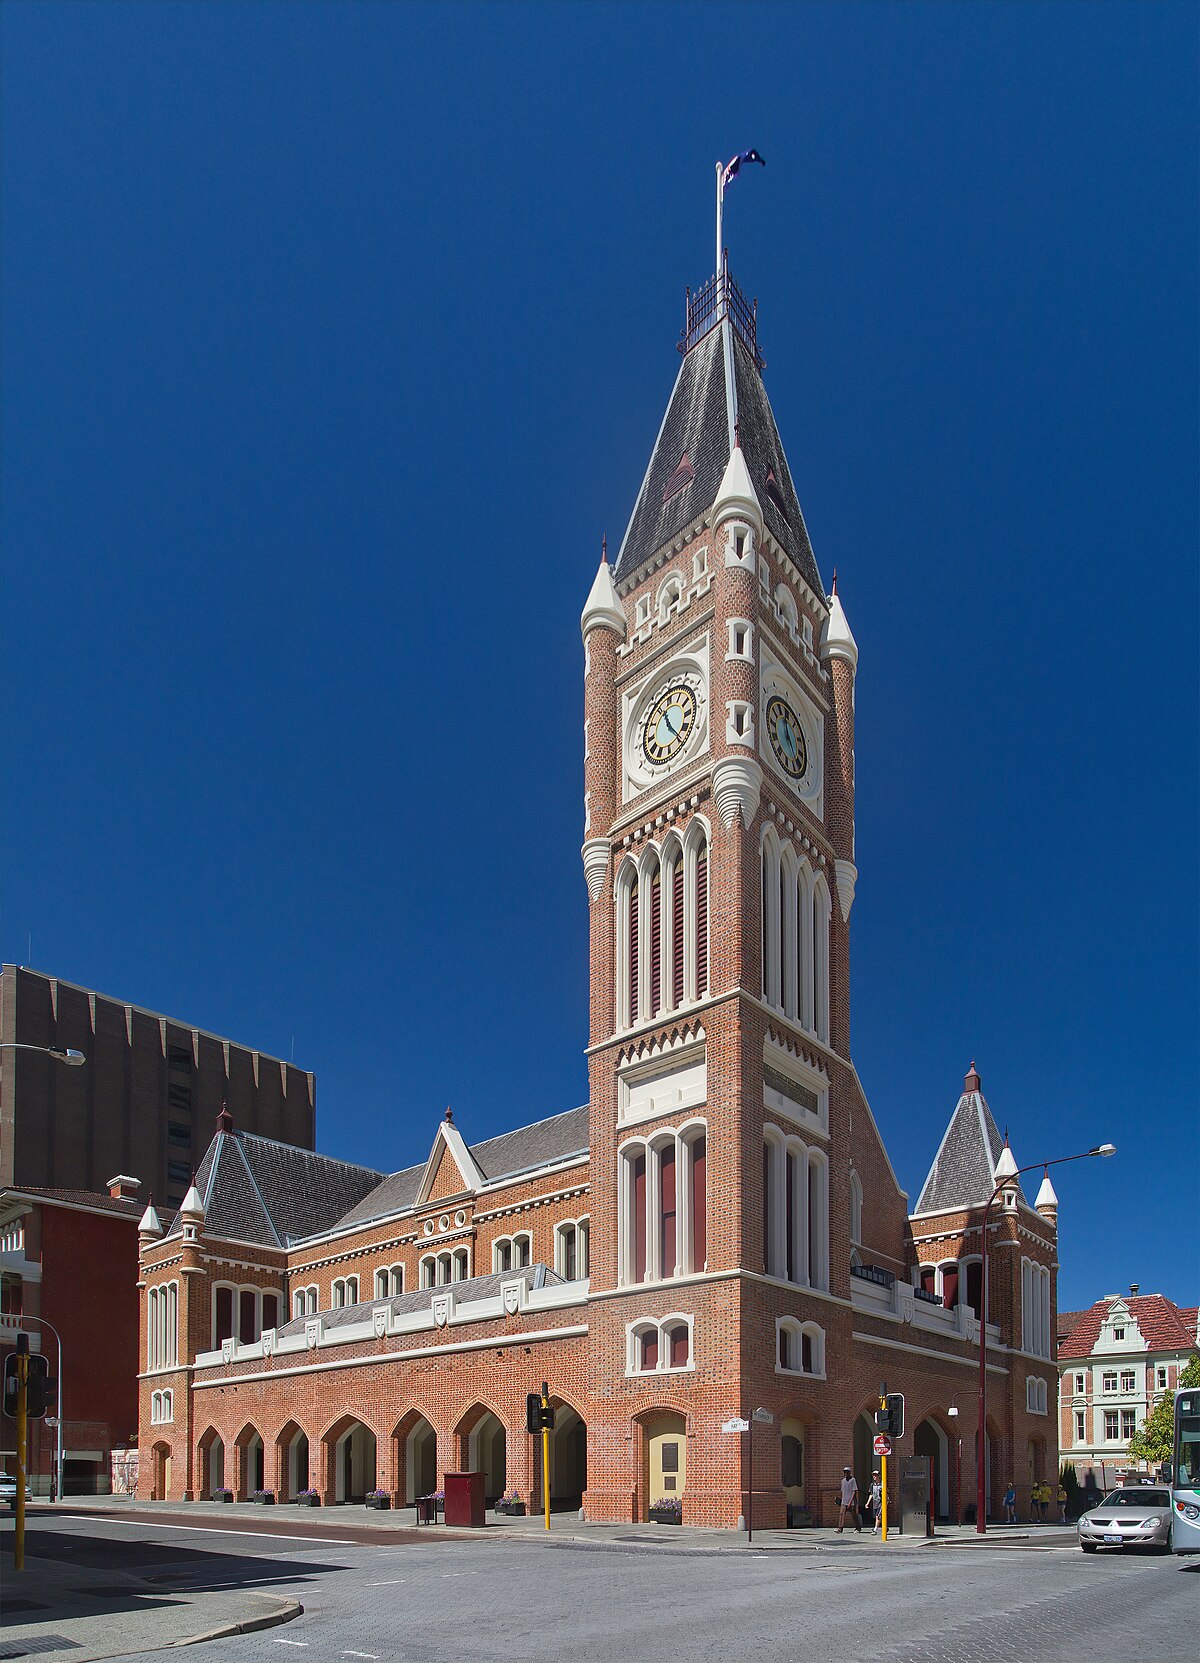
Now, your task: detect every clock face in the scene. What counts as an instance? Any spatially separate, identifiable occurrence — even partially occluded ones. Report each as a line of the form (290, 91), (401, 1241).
(642, 682), (698, 765)
(766, 695), (808, 779)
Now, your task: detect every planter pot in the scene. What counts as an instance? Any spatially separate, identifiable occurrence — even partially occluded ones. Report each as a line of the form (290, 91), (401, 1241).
(254, 1494), (275, 1505)
(649, 1508), (681, 1526)
(495, 1502), (526, 1517)
(365, 1496), (390, 1510)
(296, 1496), (321, 1507)
(214, 1494), (233, 1504)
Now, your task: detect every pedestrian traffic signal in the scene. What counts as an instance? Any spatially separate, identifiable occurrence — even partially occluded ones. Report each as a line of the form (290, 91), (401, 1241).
(526, 1391), (555, 1433)
(2, 1355), (18, 1419)
(873, 1391), (905, 1438)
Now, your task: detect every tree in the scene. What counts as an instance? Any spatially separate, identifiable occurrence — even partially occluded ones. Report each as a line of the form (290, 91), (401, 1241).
(1127, 1354), (1200, 1464)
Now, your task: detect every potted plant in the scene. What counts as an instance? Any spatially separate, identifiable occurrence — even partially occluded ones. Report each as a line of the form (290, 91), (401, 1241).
(296, 1488), (320, 1507)
(365, 1488), (390, 1510)
(213, 1488), (233, 1504)
(252, 1489), (275, 1505)
(648, 1495), (682, 1525)
(494, 1492), (526, 1517)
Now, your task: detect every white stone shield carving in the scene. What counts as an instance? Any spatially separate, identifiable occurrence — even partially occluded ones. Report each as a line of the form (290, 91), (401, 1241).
(502, 1282), (521, 1316)
(372, 1307), (388, 1338)
(221, 1339), (235, 1364)
(305, 1319), (320, 1350)
(432, 1293), (450, 1328)
(261, 1328), (276, 1357)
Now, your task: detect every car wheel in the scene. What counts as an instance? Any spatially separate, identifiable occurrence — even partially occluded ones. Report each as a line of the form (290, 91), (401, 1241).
(1081, 1542), (1097, 1553)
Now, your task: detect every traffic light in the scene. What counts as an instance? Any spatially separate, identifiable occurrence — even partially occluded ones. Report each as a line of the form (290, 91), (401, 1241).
(526, 1391), (555, 1433)
(874, 1393), (905, 1438)
(26, 1356), (53, 1419)
(2, 1355), (17, 1419)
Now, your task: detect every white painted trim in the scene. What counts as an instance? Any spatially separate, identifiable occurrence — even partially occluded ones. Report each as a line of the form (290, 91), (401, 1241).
(191, 1324), (589, 1390)
(852, 1331), (1010, 1373)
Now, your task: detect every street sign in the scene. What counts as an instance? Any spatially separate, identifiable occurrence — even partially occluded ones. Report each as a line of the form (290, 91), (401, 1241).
(874, 1434), (892, 1457)
(723, 1417), (750, 1433)
(752, 1408), (774, 1424)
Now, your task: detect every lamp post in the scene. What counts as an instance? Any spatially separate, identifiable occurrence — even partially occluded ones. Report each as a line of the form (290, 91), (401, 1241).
(975, 1142), (1115, 1534)
(0, 1044), (86, 1066)
(948, 1397), (960, 1525)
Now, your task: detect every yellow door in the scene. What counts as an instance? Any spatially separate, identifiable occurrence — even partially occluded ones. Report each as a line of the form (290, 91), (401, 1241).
(647, 1412), (686, 1505)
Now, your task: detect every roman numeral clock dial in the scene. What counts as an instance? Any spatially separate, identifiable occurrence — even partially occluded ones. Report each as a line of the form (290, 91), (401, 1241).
(642, 683), (698, 764)
(766, 694), (808, 779)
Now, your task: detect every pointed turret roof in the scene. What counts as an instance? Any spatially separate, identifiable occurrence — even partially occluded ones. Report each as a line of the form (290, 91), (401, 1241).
(915, 1063), (1028, 1214)
(613, 272), (823, 600)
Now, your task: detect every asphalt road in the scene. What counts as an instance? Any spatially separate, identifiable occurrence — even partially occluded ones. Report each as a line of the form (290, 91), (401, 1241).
(10, 1513), (1197, 1663)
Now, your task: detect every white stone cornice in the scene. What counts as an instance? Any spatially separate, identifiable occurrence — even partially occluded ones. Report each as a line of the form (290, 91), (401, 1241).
(711, 755), (762, 829)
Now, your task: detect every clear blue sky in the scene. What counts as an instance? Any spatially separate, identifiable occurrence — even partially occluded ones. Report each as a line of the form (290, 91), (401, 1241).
(2, 2), (1195, 1313)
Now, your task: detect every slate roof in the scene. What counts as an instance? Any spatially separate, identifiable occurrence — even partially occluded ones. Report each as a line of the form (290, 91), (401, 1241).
(1058, 1295), (1199, 1361)
(914, 1088), (1028, 1214)
(613, 314), (823, 601)
(8, 1186), (145, 1218)
(331, 1106), (589, 1233)
(165, 1131), (383, 1248)
(271, 1264), (566, 1341)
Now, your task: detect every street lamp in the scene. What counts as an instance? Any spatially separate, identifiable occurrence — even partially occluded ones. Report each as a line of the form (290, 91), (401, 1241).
(976, 1142), (1116, 1534)
(947, 1397), (961, 1526)
(0, 1044), (85, 1066)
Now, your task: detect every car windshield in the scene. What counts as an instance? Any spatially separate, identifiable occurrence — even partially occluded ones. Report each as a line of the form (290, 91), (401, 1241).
(1099, 1489), (1168, 1508)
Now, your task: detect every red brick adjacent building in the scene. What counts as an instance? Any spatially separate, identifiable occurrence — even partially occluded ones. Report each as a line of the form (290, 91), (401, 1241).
(137, 260), (1060, 1527)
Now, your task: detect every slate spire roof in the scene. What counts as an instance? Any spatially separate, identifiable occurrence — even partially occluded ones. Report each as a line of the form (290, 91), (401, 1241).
(915, 1065), (1028, 1214)
(613, 268), (824, 601)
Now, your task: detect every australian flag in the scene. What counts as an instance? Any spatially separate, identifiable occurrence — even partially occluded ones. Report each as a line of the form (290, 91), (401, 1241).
(721, 149), (765, 191)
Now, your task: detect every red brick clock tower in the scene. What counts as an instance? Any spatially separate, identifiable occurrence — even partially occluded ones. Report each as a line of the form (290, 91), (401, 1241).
(578, 262), (900, 1528)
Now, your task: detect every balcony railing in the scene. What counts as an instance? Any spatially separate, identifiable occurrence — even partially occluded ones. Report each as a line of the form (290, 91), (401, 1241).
(679, 257), (764, 369)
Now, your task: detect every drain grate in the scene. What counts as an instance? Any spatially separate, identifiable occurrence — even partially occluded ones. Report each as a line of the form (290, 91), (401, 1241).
(0, 1637), (82, 1659)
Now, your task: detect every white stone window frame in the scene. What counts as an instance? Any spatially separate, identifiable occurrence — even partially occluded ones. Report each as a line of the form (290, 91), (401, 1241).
(774, 583), (800, 644)
(614, 817), (710, 1031)
(419, 1254), (436, 1290)
(1075, 1372), (1086, 1396)
(1074, 1409), (1086, 1444)
(148, 1280), (179, 1371)
(150, 1387), (174, 1425)
(554, 1216), (590, 1281)
(725, 617), (754, 663)
(374, 1264), (405, 1301)
(1103, 1410), (1120, 1442)
(775, 1316), (826, 1379)
(1025, 1376), (1048, 1415)
(759, 826), (830, 1043)
(625, 1311), (696, 1377)
(452, 1247), (470, 1282)
(491, 1232), (532, 1275)
(657, 573), (684, 624)
(617, 1118), (708, 1288)
(1157, 1365), (1169, 1390)
(292, 1284), (319, 1319)
(1021, 1258), (1052, 1359)
(1101, 1370), (1118, 1393)
(762, 1127), (830, 1293)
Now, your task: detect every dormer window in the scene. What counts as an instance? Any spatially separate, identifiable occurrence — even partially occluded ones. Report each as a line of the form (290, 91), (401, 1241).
(765, 469), (789, 523)
(662, 452), (694, 504)
(1113, 1326), (1125, 1340)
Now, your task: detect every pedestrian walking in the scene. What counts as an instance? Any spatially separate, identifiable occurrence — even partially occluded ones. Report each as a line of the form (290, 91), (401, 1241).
(1056, 1482), (1068, 1524)
(837, 1466), (860, 1532)
(1003, 1481), (1017, 1524)
(869, 1470), (883, 1534)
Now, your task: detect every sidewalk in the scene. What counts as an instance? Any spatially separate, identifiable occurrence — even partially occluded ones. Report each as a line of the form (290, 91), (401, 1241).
(0, 1512), (302, 1662)
(49, 1494), (1078, 1554)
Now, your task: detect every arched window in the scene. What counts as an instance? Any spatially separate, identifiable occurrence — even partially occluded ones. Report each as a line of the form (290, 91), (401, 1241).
(514, 1232), (532, 1268)
(939, 1261), (960, 1311)
(493, 1238), (512, 1273)
(419, 1256), (435, 1290)
(436, 1252), (452, 1286)
(658, 575), (683, 623)
(628, 1314), (695, 1374)
(811, 873), (831, 1044)
(776, 1318), (825, 1376)
(452, 1248), (469, 1282)
(761, 830), (780, 1007)
(616, 861), (639, 1029)
(555, 1219), (590, 1281)
(849, 1170), (863, 1247)
(763, 1133), (826, 1290)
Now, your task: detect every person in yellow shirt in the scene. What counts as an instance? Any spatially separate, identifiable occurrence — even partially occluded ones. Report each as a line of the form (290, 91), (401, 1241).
(1056, 1481), (1068, 1524)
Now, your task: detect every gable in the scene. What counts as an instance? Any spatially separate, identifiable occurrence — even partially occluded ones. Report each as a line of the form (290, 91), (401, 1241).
(426, 1138), (473, 1203)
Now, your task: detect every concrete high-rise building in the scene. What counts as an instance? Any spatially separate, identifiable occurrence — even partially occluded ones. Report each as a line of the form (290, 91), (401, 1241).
(0, 966), (315, 1211)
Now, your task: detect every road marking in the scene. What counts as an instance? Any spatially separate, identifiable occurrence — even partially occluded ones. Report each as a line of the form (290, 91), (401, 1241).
(70, 1519), (354, 1546)
(271, 1641), (309, 1648)
(341, 1652), (380, 1659)
(364, 1579), (406, 1586)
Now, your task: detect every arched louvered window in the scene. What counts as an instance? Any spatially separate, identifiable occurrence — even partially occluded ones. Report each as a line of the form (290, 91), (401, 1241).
(628, 876), (640, 1023)
(649, 866), (662, 1015)
(671, 858), (685, 1007)
(695, 842), (708, 996)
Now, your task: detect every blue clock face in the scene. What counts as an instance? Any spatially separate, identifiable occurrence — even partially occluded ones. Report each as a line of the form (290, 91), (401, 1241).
(766, 695), (808, 779)
(643, 683), (697, 765)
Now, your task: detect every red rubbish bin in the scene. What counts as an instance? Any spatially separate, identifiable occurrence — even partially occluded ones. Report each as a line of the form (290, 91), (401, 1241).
(444, 1471), (486, 1528)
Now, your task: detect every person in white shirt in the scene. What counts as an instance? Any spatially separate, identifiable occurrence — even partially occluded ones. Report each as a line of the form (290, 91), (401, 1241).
(837, 1466), (860, 1532)
(869, 1470), (883, 1534)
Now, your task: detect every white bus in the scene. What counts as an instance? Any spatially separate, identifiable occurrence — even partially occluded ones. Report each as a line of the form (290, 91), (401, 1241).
(1171, 1388), (1200, 1554)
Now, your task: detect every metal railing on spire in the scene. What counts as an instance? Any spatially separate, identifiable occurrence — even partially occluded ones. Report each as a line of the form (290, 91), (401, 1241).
(679, 253), (764, 369)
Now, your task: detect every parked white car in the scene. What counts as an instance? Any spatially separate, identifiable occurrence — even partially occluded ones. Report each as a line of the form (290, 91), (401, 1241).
(0, 1472), (33, 1505)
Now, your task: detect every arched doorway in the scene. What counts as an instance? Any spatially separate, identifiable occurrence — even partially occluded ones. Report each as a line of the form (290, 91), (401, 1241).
(914, 1419), (949, 1520)
(780, 1416), (807, 1525)
(853, 1412), (875, 1508)
(198, 1430), (224, 1498)
(466, 1412), (507, 1504)
(643, 1411), (685, 1519)
(401, 1416), (438, 1503)
(334, 1422), (376, 1504)
(152, 1441), (172, 1500)
(276, 1422), (309, 1501)
(234, 1426), (264, 1499)
(551, 1406), (586, 1510)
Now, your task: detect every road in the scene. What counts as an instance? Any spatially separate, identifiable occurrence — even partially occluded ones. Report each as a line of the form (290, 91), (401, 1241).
(6, 1511), (1197, 1663)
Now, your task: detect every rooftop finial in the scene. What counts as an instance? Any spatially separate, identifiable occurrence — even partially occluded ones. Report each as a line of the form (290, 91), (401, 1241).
(964, 1059), (982, 1093)
(734, 418), (740, 450)
(216, 1101), (234, 1134)
(601, 533), (607, 563)
(444, 1105), (453, 1124)
(831, 567), (838, 596)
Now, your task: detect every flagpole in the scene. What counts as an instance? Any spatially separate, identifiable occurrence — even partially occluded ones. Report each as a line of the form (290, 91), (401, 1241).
(715, 160), (723, 278)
